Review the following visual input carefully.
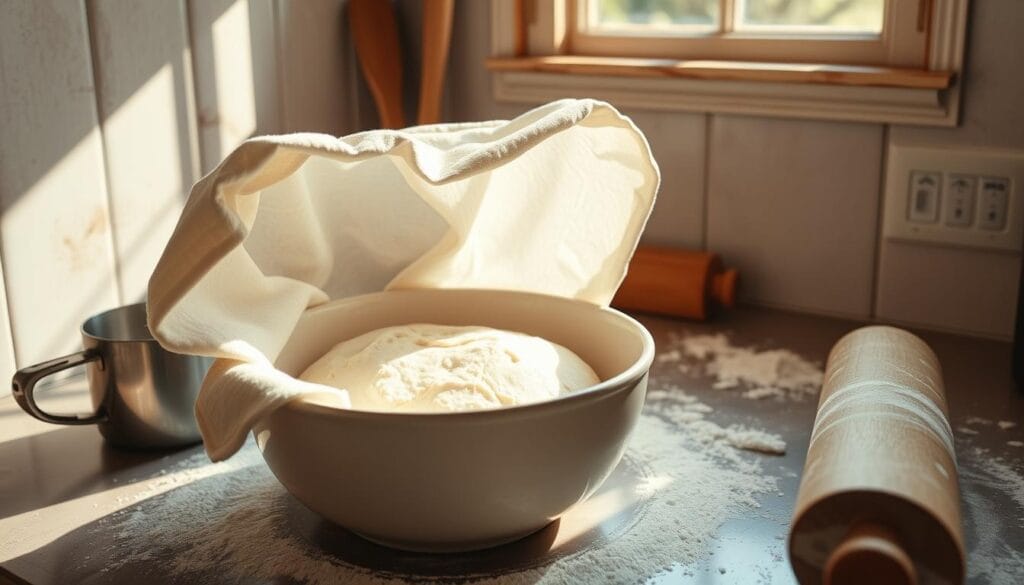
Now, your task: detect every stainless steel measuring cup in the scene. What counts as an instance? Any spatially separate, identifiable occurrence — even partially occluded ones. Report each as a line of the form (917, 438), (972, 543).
(11, 303), (212, 449)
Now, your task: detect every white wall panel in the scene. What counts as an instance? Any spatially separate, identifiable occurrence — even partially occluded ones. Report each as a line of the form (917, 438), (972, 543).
(877, 242), (1021, 339)
(88, 0), (200, 303)
(629, 110), (706, 249)
(247, 0), (283, 136)
(276, 0), (365, 134)
(0, 260), (15, 395)
(0, 1), (120, 379)
(447, 0), (536, 123)
(881, 1), (1024, 337)
(707, 116), (883, 318)
(189, 0), (262, 173)
(891, 1), (1024, 151)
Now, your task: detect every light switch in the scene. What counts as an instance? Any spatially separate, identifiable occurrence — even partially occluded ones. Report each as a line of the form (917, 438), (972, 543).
(978, 177), (1010, 231)
(908, 171), (941, 223)
(944, 174), (975, 227)
(883, 145), (1023, 252)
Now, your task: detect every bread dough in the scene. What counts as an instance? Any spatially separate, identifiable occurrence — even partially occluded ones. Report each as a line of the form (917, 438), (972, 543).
(299, 324), (600, 413)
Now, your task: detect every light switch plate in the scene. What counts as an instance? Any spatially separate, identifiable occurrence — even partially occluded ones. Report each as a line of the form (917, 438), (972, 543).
(883, 145), (1024, 252)
(977, 177), (1010, 231)
(907, 171), (941, 223)
(943, 173), (975, 227)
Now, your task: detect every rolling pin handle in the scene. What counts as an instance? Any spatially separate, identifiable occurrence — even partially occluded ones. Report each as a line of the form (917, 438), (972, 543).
(711, 268), (738, 309)
(823, 523), (918, 585)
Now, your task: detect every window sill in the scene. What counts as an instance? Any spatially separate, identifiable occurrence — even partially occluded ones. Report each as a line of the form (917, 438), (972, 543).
(486, 56), (962, 127)
(487, 56), (953, 90)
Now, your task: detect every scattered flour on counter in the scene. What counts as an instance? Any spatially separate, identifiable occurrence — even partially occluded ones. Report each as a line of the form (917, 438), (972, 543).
(659, 333), (823, 401)
(718, 427), (788, 456)
(741, 387), (787, 401)
(647, 387), (787, 456)
(961, 484), (1024, 584)
(941, 395), (1024, 584)
(97, 387), (781, 584)
(953, 432), (1024, 583)
(959, 416), (1022, 438)
(969, 448), (1024, 525)
(655, 349), (682, 364)
(113, 451), (251, 507)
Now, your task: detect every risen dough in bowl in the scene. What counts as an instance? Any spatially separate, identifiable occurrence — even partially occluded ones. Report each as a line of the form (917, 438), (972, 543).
(260, 289), (654, 552)
(299, 324), (600, 413)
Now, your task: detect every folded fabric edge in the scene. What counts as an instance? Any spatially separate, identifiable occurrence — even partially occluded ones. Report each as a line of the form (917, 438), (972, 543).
(198, 358), (352, 461)
(565, 104), (662, 304)
(147, 140), (296, 344)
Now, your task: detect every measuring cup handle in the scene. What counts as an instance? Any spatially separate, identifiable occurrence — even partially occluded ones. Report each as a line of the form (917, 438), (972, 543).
(11, 350), (106, 425)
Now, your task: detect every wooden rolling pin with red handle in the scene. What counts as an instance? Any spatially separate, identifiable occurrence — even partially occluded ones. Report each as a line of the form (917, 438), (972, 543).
(612, 246), (738, 320)
(789, 326), (964, 585)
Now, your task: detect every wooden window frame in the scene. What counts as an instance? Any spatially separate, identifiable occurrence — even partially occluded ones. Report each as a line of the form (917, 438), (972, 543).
(486, 0), (969, 127)
(571, 0), (927, 67)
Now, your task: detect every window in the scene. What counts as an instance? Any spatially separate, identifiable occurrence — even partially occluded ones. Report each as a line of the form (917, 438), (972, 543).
(572, 0), (927, 66)
(487, 0), (968, 126)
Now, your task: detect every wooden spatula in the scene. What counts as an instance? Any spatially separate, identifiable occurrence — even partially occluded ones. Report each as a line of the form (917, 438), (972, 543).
(348, 0), (405, 128)
(417, 0), (454, 125)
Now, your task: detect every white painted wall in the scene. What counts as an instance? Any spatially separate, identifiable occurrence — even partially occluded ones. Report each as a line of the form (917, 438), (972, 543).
(0, 0), (364, 395)
(447, 0), (1024, 338)
(875, 0), (1024, 339)
(89, 0), (201, 303)
(0, 0), (120, 387)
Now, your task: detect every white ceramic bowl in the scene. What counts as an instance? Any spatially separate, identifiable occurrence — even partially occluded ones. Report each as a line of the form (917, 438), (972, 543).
(256, 288), (654, 552)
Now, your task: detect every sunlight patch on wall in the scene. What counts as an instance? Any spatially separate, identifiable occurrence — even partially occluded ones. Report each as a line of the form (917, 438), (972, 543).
(211, 0), (258, 161)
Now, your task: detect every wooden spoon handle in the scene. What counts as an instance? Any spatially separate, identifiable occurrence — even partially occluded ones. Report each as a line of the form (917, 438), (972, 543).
(417, 0), (454, 125)
(349, 0), (405, 128)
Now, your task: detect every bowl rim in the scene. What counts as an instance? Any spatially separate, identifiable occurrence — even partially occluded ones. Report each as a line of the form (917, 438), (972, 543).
(277, 288), (656, 422)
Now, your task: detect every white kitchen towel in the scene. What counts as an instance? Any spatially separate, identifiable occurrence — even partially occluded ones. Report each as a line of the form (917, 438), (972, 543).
(148, 99), (659, 461)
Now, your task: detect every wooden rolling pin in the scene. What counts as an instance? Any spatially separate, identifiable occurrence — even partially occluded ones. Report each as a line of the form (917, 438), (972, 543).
(789, 326), (964, 585)
(612, 246), (737, 320)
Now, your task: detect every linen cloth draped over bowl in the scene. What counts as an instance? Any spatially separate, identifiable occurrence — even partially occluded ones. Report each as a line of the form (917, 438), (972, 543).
(147, 99), (659, 461)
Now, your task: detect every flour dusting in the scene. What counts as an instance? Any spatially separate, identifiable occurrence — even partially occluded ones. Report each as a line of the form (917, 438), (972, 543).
(741, 387), (787, 401)
(647, 387), (786, 455)
(968, 447), (1024, 527)
(660, 333), (823, 400)
(953, 423), (1024, 583)
(959, 445), (1024, 583)
(94, 387), (782, 584)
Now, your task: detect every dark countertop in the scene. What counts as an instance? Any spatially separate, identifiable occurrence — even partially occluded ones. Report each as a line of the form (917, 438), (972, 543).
(1, 307), (1022, 584)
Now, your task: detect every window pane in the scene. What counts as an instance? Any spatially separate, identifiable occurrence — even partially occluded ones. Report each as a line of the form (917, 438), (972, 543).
(738, 0), (884, 32)
(590, 0), (719, 30)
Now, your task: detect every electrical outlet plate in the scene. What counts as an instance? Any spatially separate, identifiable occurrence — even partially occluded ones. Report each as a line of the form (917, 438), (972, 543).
(883, 145), (1024, 252)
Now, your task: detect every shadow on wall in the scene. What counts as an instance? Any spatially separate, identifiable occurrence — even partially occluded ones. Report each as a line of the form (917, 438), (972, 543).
(4, 0), (240, 208)
(0, 0), (372, 374)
